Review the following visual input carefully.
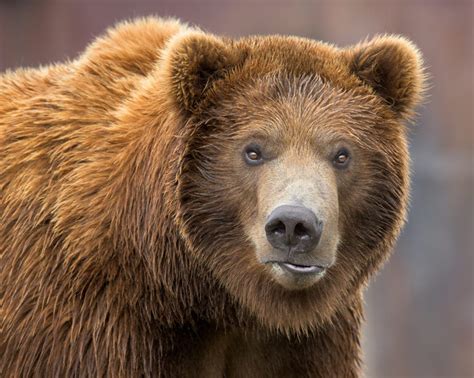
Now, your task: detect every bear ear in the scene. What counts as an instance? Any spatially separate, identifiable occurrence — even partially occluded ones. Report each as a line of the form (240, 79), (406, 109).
(346, 35), (426, 120)
(162, 31), (244, 114)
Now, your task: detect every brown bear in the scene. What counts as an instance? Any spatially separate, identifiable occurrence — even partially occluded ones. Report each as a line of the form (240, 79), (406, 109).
(0, 17), (425, 377)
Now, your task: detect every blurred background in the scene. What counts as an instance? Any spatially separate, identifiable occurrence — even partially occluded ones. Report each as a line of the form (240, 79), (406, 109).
(1, 0), (472, 376)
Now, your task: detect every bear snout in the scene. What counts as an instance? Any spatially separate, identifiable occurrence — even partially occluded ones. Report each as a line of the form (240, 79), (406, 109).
(261, 204), (337, 289)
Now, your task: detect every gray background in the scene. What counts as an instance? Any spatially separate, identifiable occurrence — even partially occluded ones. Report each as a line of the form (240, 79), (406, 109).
(1, 0), (472, 376)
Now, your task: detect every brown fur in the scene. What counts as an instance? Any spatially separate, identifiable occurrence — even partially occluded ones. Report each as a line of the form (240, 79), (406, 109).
(0, 17), (425, 377)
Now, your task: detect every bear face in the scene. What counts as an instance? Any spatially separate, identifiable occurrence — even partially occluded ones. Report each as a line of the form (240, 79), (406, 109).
(167, 32), (424, 333)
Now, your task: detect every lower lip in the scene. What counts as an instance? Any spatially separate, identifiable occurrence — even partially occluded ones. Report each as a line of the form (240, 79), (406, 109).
(277, 262), (327, 275)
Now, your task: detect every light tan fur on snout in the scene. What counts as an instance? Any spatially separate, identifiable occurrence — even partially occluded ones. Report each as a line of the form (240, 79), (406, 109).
(246, 145), (340, 287)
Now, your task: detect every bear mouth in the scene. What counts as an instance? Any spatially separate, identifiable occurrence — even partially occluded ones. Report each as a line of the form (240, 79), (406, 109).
(262, 259), (331, 289)
(277, 262), (327, 276)
(263, 260), (328, 276)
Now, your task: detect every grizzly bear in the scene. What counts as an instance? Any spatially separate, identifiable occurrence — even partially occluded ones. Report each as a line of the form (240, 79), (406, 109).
(0, 17), (425, 377)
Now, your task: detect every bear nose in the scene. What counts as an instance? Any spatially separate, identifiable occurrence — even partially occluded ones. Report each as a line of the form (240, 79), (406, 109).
(265, 205), (323, 253)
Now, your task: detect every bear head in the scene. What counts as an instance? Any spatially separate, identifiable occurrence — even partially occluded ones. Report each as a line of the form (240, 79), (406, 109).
(157, 30), (425, 333)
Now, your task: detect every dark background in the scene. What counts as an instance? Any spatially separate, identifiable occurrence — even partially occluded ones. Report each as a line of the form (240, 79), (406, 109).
(1, 0), (472, 376)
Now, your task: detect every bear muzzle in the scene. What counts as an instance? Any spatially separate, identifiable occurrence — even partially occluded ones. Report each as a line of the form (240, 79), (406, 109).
(262, 205), (334, 289)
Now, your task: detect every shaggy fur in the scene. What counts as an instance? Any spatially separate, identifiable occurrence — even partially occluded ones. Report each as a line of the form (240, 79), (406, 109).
(0, 17), (425, 377)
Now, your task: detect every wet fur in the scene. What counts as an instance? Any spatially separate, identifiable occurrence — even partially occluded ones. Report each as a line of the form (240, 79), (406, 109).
(0, 17), (425, 377)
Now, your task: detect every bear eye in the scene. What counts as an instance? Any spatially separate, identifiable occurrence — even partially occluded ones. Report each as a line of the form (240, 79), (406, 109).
(243, 144), (264, 165)
(333, 148), (351, 169)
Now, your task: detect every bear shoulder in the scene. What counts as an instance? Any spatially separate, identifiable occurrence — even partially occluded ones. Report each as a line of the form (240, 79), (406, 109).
(79, 17), (187, 77)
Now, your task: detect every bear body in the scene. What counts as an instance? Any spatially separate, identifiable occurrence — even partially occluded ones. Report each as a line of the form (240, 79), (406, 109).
(0, 18), (424, 377)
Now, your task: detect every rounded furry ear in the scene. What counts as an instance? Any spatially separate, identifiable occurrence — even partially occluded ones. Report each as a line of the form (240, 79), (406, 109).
(347, 35), (426, 119)
(162, 31), (243, 114)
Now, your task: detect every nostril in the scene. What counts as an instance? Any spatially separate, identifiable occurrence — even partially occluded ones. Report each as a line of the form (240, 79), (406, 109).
(269, 221), (286, 235)
(294, 223), (310, 239)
